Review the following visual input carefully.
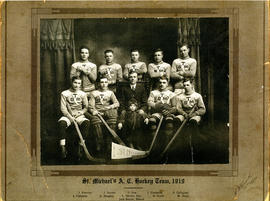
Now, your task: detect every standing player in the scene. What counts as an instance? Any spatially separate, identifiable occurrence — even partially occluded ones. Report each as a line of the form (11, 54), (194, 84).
(58, 76), (90, 159)
(123, 49), (147, 82)
(87, 75), (120, 158)
(148, 48), (171, 91)
(98, 49), (123, 93)
(70, 46), (97, 97)
(171, 44), (197, 93)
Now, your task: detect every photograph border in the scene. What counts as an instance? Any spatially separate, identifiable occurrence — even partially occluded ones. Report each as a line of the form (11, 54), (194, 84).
(1, 2), (269, 201)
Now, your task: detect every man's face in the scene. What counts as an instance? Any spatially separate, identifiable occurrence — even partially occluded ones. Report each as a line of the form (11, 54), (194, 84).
(131, 51), (139, 62)
(105, 52), (114, 64)
(129, 73), (138, 85)
(159, 79), (168, 90)
(72, 79), (82, 91)
(154, 51), (163, 63)
(183, 81), (192, 92)
(80, 48), (89, 61)
(179, 46), (190, 59)
(100, 78), (109, 89)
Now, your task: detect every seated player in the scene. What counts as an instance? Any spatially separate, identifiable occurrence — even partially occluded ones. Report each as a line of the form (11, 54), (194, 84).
(148, 48), (171, 90)
(118, 98), (149, 149)
(148, 76), (177, 137)
(123, 49), (147, 82)
(87, 75), (119, 158)
(98, 49), (123, 93)
(175, 78), (205, 126)
(173, 78), (205, 163)
(58, 76), (90, 159)
(70, 46), (97, 97)
(171, 44), (197, 93)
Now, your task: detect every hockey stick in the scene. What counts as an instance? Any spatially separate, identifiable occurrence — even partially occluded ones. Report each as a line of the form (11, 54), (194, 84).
(148, 115), (164, 153)
(160, 107), (196, 157)
(66, 103), (104, 162)
(72, 119), (104, 162)
(97, 113), (126, 146)
(131, 115), (164, 160)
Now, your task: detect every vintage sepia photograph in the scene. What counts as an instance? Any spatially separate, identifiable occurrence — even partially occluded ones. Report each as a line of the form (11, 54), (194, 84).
(2, 1), (268, 201)
(40, 18), (229, 165)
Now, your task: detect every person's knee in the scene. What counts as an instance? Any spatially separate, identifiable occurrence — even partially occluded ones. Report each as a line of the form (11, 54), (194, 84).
(58, 120), (67, 128)
(165, 116), (174, 124)
(149, 117), (157, 124)
(189, 119), (199, 125)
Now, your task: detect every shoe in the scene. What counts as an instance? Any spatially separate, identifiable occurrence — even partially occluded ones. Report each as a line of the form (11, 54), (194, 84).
(60, 145), (67, 159)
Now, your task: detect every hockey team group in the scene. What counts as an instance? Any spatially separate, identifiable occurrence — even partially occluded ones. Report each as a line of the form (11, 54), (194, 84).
(57, 44), (206, 163)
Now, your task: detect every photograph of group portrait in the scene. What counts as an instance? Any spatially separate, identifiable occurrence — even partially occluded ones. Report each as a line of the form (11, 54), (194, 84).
(40, 18), (229, 165)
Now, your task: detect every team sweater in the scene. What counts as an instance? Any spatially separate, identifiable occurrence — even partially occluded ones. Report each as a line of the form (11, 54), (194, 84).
(148, 89), (175, 109)
(123, 62), (147, 81)
(171, 57), (197, 80)
(98, 63), (123, 85)
(148, 62), (171, 79)
(60, 89), (88, 119)
(176, 91), (206, 116)
(89, 89), (120, 113)
(70, 61), (97, 92)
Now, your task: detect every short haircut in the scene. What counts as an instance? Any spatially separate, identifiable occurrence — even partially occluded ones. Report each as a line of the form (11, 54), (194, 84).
(79, 46), (90, 53)
(97, 72), (108, 82)
(130, 49), (139, 53)
(104, 49), (114, 55)
(159, 75), (169, 82)
(179, 43), (190, 50)
(71, 76), (82, 83)
(154, 48), (163, 54)
(129, 71), (138, 77)
(183, 77), (194, 84)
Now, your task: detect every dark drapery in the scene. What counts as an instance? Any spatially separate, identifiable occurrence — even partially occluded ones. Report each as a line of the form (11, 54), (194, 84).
(177, 18), (201, 93)
(40, 19), (74, 136)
